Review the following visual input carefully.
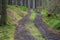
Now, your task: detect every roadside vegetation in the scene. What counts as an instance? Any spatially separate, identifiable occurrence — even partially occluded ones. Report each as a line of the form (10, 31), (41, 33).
(0, 5), (28, 40)
(41, 9), (60, 30)
(30, 11), (37, 21)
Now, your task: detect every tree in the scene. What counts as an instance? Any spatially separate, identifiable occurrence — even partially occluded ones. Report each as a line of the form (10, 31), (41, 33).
(8, 0), (12, 5)
(46, 0), (60, 15)
(0, 0), (7, 25)
(0, 0), (2, 14)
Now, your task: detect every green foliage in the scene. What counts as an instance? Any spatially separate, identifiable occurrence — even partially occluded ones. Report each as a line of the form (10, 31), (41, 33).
(0, 16), (15, 40)
(55, 23), (60, 30)
(8, 5), (28, 16)
(30, 11), (37, 21)
(8, 5), (28, 12)
(41, 10), (48, 16)
(42, 10), (60, 30)
(37, 6), (42, 11)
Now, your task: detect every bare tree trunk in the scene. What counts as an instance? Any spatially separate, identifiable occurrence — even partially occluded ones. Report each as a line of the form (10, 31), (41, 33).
(24, 0), (26, 7)
(17, 0), (21, 6)
(23, 0), (25, 6)
(0, 0), (7, 25)
(26, 0), (28, 8)
(32, 0), (35, 9)
(20, 0), (23, 6)
(28, 0), (30, 9)
(8, 0), (12, 5)
(30, 0), (33, 9)
(0, 0), (2, 14)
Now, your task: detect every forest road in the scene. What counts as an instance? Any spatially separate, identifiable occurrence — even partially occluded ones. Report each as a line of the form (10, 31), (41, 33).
(34, 12), (60, 40)
(14, 10), (36, 40)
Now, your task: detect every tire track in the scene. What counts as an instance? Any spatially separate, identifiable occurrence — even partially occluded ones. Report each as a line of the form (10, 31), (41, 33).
(14, 9), (36, 40)
(34, 11), (60, 40)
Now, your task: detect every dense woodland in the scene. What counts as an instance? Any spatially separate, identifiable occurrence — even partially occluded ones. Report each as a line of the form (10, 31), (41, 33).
(0, 0), (60, 40)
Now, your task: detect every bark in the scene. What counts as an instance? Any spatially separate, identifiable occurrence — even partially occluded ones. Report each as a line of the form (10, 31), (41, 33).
(0, 0), (7, 25)
(0, 0), (2, 14)
(20, 0), (23, 6)
(17, 0), (21, 6)
(28, 0), (30, 9)
(30, 0), (33, 9)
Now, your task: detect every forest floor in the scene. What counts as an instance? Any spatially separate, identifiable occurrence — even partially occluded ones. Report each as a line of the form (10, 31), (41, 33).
(14, 10), (36, 40)
(1, 5), (60, 40)
(14, 9), (60, 40)
(14, 9), (45, 40)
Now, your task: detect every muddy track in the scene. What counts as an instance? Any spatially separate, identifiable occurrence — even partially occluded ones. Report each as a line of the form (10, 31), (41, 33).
(14, 10), (36, 40)
(34, 12), (60, 40)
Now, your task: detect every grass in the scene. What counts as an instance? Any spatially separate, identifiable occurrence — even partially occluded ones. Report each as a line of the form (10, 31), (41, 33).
(30, 11), (37, 21)
(0, 5), (48, 40)
(7, 8), (22, 21)
(8, 5), (28, 16)
(41, 10), (48, 16)
(0, 16), (16, 40)
(8, 5), (28, 12)
(0, 5), (26, 40)
(25, 22), (45, 40)
(42, 10), (60, 30)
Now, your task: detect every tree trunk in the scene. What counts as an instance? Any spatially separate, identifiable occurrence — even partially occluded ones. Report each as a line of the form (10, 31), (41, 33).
(28, 0), (30, 9)
(0, 0), (2, 14)
(8, 0), (12, 5)
(0, 0), (7, 25)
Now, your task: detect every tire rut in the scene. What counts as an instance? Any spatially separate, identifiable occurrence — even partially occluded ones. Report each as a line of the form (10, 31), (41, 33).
(14, 10), (36, 40)
(34, 12), (60, 40)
